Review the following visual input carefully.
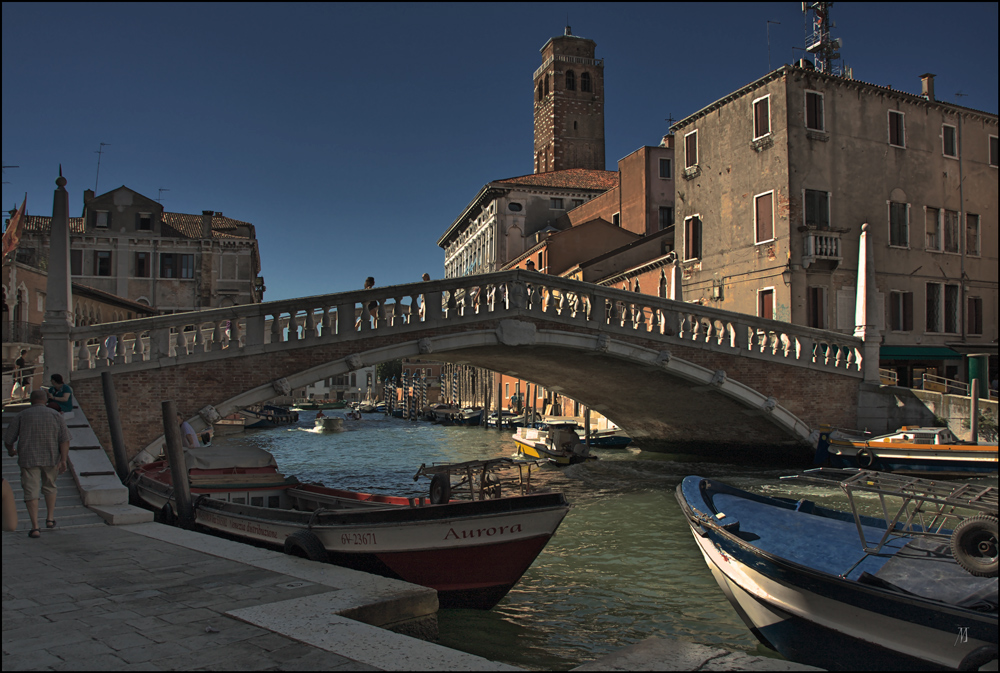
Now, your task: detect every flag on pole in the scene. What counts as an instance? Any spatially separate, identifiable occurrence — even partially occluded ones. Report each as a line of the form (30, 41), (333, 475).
(2, 196), (27, 259)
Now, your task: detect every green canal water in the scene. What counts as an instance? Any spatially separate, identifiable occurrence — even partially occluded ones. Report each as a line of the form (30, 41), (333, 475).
(210, 411), (997, 670)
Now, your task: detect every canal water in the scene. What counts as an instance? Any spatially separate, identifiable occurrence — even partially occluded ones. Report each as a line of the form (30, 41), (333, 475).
(210, 411), (997, 670)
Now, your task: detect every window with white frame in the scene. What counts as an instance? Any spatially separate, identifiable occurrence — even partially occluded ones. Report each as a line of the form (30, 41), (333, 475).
(888, 201), (909, 247)
(753, 95), (770, 139)
(805, 91), (824, 131)
(684, 215), (702, 260)
(889, 291), (913, 332)
(966, 213), (980, 256)
(659, 157), (672, 179)
(612, 212), (621, 227)
(684, 130), (698, 168)
(758, 287), (775, 320)
(754, 191), (774, 243)
(942, 124), (958, 158)
(943, 209), (959, 253)
(804, 189), (830, 229)
(925, 207), (941, 251)
(888, 110), (905, 147)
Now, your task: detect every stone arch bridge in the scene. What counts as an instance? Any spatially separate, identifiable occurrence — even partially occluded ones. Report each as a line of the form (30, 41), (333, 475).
(57, 271), (867, 466)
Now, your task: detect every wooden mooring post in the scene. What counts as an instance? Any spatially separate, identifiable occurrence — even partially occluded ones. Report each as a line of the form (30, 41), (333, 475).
(161, 400), (194, 526)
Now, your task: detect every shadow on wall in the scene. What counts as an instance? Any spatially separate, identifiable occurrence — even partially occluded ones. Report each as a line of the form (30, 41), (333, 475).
(858, 383), (999, 441)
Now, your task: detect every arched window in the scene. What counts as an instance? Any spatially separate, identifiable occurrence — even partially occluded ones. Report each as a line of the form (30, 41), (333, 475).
(566, 70), (575, 90)
(537, 82), (543, 101)
(581, 72), (591, 92)
(544, 76), (549, 97)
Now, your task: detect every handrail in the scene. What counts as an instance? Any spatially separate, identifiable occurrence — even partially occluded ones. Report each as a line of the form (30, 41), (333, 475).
(61, 270), (865, 379)
(921, 372), (969, 396)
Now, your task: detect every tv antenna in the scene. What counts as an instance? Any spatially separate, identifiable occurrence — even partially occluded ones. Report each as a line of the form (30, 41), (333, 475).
(955, 91), (968, 103)
(94, 142), (111, 191)
(2, 164), (18, 185)
(767, 20), (781, 72)
(802, 2), (843, 75)
(157, 188), (170, 203)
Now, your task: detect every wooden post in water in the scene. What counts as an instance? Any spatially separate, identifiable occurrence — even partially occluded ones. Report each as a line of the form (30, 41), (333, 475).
(496, 380), (503, 430)
(101, 371), (130, 483)
(162, 400), (194, 526)
(584, 405), (592, 447)
(970, 379), (979, 444)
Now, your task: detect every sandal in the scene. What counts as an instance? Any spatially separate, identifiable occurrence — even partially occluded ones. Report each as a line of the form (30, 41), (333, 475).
(46, 519), (56, 528)
(28, 528), (41, 538)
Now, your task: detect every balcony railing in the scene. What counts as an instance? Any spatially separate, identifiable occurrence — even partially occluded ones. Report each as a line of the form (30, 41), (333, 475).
(802, 231), (842, 268)
(3, 321), (44, 346)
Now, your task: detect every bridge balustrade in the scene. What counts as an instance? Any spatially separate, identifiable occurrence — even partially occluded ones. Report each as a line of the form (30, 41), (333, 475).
(63, 271), (863, 378)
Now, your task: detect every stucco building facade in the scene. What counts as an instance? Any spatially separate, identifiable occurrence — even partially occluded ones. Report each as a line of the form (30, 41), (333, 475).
(670, 64), (998, 387)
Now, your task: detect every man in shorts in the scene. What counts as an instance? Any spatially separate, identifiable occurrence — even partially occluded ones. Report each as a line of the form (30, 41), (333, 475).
(4, 389), (71, 538)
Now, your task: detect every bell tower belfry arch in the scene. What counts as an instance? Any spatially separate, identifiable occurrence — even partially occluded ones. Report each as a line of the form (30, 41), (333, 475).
(532, 26), (606, 174)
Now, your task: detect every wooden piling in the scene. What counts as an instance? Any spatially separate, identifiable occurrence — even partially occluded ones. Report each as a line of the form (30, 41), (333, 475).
(100, 371), (129, 484)
(162, 401), (194, 526)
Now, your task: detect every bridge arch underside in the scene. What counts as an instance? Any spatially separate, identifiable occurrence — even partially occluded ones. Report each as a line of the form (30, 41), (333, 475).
(71, 321), (859, 466)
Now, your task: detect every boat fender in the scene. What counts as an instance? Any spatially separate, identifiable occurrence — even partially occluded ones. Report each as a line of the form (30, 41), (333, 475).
(950, 514), (999, 578)
(855, 447), (877, 469)
(959, 645), (998, 671)
(157, 502), (176, 526)
(430, 474), (451, 504)
(284, 530), (329, 563)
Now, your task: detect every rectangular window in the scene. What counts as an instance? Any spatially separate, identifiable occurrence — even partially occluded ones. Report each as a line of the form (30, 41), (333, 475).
(549, 198), (564, 210)
(942, 124), (957, 158)
(758, 288), (774, 320)
(888, 110), (905, 147)
(659, 158), (672, 179)
(95, 211), (109, 228)
(944, 284), (959, 333)
(612, 212), (621, 227)
(806, 286), (826, 328)
(966, 213), (980, 256)
(658, 206), (674, 230)
(943, 209), (959, 253)
(926, 283), (942, 332)
(889, 201), (909, 247)
(70, 249), (82, 276)
(967, 297), (983, 335)
(889, 291), (914, 332)
(805, 91), (824, 131)
(684, 130), (698, 168)
(925, 207), (941, 251)
(991, 135), (998, 167)
(137, 213), (152, 231)
(753, 95), (770, 139)
(754, 191), (774, 243)
(571, 198), (584, 208)
(160, 253), (195, 279)
(684, 216), (702, 260)
(135, 252), (150, 278)
(94, 250), (112, 277)
(804, 190), (830, 229)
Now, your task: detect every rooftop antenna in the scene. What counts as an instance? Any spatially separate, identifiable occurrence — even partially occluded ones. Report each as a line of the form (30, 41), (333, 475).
(2, 164), (18, 185)
(802, 2), (843, 75)
(94, 142), (110, 192)
(157, 188), (170, 204)
(665, 113), (677, 128)
(767, 20), (781, 72)
(955, 91), (968, 103)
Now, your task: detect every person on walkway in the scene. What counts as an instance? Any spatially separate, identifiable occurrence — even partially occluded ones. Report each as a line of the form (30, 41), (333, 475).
(47, 374), (74, 416)
(177, 413), (200, 449)
(4, 389), (71, 538)
(13, 349), (31, 400)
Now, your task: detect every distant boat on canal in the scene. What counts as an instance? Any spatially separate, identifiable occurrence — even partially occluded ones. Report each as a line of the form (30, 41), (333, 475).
(293, 399), (348, 411)
(512, 425), (598, 466)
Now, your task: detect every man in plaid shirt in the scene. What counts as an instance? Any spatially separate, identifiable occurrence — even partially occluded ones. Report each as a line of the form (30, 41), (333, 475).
(4, 388), (70, 538)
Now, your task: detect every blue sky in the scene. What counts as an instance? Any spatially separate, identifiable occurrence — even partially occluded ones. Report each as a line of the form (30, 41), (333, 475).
(3, 2), (997, 301)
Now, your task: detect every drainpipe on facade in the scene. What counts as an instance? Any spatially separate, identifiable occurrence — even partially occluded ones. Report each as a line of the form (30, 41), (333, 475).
(958, 112), (966, 345)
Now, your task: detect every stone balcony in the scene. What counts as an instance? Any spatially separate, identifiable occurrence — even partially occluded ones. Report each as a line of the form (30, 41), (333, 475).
(802, 230), (843, 269)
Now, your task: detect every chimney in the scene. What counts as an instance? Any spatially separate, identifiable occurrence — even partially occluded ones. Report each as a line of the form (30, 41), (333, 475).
(84, 189), (95, 205)
(660, 134), (674, 149)
(920, 73), (936, 102)
(201, 210), (214, 238)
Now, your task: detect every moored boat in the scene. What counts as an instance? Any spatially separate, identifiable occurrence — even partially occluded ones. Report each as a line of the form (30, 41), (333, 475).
(293, 399), (347, 411)
(815, 425), (998, 476)
(512, 426), (597, 466)
(584, 429), (632, 449)
(130, 448), (569, 609)
(675, 469), (998, 670)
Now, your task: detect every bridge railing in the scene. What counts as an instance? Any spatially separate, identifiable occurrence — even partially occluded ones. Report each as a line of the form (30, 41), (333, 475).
(64, 271), (863, 377)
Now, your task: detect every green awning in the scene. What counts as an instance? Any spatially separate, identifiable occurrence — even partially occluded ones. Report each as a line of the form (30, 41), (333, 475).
(879, 346), (963, 360)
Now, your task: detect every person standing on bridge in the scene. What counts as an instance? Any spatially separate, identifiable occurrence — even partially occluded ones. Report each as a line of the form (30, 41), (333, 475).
(4, 389), (71, 538)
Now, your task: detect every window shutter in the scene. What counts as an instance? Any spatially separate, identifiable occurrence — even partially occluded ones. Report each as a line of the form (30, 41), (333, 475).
(756, 193), (773, 242)
(903, 292), (913, 331)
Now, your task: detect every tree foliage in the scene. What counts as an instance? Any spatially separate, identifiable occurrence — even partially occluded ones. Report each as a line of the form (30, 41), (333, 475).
(376, 359), (403, 384)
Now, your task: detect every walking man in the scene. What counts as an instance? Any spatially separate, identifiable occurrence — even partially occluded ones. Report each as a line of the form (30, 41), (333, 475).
(4, 389), (71, 538)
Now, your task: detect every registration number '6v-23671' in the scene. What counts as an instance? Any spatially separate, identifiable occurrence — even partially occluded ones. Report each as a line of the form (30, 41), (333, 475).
(341, 532), (377, 545)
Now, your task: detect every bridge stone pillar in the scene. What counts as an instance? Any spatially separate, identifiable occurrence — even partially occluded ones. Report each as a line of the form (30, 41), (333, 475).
(41, 170), (74, 382)
(853, 223), (881, 384)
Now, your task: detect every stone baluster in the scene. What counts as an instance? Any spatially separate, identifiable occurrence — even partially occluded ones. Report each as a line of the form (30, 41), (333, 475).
(211, 321), (224, 351)
(408, 293), (420, 324)
(304, 309), (316, 339)
(96, 338), (109, 368)
(76, 340), (92, 370)
(231, 317), (243, 348)
(113, 332), (126, 364)
(322, 306), (333, 336)
(193, 322), (207, 353)
(175, 327), (188, 357)
(287, 313), (300, 342)
(135, 331), (148, 362)
(270, 313), (282, 343)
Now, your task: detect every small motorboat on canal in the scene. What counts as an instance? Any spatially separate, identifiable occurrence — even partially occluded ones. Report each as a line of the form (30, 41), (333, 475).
(292, 399), (348, 411)
(313, 415), (344, 432)
(675, 468), (998, 670)
(512, 426), (597, 466)
(130, 448), (569, 609)
(584, 429), (632, 449)
(814, 425), (998, 477)
(240, 404), (300, 429)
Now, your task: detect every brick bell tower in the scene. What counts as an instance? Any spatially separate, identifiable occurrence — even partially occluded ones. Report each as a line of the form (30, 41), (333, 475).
(533, 26), (606, 174)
